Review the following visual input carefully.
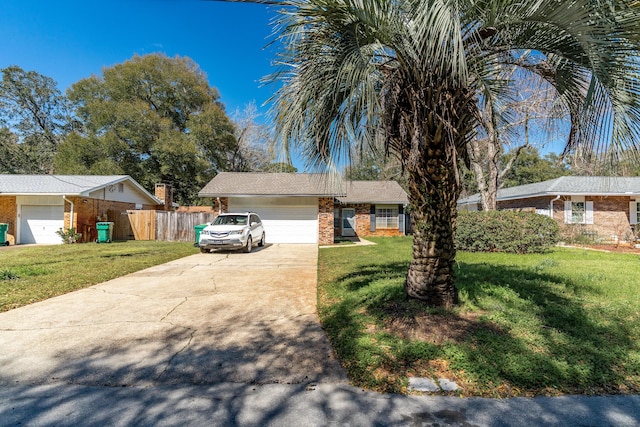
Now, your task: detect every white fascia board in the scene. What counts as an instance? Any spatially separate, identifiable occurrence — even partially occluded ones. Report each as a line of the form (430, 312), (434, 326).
(76, 176), (130, 196)
(0, 192), (81, 196)
(82, 176), (162, 204)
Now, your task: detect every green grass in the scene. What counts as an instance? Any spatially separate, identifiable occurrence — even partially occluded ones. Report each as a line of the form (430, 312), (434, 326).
(0, 241), (198, 312)
(318, 236), (640, 397)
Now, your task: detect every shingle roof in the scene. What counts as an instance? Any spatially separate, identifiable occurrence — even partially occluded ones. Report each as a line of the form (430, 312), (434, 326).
(459, 176), (640, 205)
(337, 181), (409, 204)
(198, 172), (409, 204)
(0, 174), (160, 203)
(199, 172), (345, 197)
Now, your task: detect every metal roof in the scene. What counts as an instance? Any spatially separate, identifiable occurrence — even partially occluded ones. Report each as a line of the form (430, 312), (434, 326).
(199, 172), (409, 203)
(0, 174), (161, 203)
(459, 176), (640, 205)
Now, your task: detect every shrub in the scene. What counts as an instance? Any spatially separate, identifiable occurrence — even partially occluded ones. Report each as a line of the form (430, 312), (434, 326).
(456, 210), (559, 254)
(56, 227), (82, 244)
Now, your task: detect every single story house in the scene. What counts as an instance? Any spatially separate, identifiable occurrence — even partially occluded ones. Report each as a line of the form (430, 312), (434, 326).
(458, 176), (640, 241)
(0, 175), (167, 245)
(198, 172), (409, 245)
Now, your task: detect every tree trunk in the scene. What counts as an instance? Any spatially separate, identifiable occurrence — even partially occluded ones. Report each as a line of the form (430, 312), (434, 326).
(404, 141), (460, 308)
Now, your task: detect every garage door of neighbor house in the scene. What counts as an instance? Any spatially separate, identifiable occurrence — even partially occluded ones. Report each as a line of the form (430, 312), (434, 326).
(20, 205), (64, 244)
(229, 197), (318, 244)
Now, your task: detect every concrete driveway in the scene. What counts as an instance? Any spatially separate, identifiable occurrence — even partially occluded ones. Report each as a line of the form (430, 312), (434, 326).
(0, 244), (346, 387)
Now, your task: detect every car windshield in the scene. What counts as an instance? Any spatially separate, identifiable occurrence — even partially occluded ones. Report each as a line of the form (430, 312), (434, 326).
(212, 215), (248, 226)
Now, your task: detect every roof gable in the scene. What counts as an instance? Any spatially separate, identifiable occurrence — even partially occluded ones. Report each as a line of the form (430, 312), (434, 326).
(0, 175), (161, 204)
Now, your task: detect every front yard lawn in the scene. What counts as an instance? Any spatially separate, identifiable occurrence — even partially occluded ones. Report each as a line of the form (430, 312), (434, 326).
(0, 241), (198, 312)
(318, 236), (640, 397)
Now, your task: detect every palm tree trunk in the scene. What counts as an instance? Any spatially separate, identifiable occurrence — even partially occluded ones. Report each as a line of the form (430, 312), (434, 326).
(404, 137), (461, 308)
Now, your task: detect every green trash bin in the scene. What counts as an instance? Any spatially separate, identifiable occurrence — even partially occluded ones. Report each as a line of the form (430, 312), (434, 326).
(96, 222), (114, 243)
(0, 223), (8, 246)
(194, 224), (208, 247)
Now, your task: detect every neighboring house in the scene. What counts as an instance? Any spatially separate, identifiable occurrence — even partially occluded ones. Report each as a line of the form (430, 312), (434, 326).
(198, 172), (409, 245)
(458, 176), (640, 241)
(0, 175), (167, 245)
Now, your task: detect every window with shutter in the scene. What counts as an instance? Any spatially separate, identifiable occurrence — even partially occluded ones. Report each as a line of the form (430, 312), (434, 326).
(572, 201), (585, 223)
(375, 205), (399, 229)
(565, 197), (590, 224)
(585, 201), (594, 224)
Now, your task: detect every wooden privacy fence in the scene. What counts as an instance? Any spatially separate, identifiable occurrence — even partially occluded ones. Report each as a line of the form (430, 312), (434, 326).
(156, 211), (215, 242)
(108, 210), (215, 242)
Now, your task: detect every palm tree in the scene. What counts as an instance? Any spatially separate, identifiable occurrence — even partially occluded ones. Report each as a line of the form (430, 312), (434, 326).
(265, 0), (640, 307)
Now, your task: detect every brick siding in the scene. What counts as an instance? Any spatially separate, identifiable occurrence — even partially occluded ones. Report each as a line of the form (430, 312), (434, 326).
(497, 195), (635, 242)
(213, 197), (228, 215)
(154, 183), (173, 210)
(318, 197), (334, 245)
(334, 203), (404, 239)
(0, 196), (17, 245)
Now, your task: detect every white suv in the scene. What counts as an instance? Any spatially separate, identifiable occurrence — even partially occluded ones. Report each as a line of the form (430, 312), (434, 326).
(198, 212), (265, 253)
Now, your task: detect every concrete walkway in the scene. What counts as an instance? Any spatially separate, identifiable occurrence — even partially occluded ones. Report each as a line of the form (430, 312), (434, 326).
(1, 244), (639, 426)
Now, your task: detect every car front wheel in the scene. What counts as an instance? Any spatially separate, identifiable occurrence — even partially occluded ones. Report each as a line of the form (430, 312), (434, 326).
(243, 236), (252, 253)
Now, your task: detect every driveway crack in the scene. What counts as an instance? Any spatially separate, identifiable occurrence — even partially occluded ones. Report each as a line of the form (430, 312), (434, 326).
(155, 326), (196, 382)
(161, 297), (187, 321)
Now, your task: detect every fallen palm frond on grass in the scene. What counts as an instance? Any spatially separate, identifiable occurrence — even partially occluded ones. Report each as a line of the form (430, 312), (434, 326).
(318, 237), (640, 397)
(0, 241), (198, 312)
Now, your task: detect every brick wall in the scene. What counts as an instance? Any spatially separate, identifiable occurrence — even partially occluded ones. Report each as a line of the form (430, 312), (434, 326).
(588, 196), (633, 240)
(213, 197), (228, 215)
(335, 203), (404, 239)
(497, 195), (634, 241)
(154, 183), (173, 211)
(498, 196), (552, 211)
(318, 197), (334, 245)
(0, 196), (17, 245)
(370, 228), (404, 237)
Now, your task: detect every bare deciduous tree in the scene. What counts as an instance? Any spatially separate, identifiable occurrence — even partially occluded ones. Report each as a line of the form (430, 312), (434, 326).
(468, 60), (567, 210)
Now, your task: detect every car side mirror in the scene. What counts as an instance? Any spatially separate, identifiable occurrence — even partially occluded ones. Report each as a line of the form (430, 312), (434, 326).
(251, 222), (257, 227)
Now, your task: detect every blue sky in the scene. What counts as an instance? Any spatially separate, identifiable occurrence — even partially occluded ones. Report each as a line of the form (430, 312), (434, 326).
(1, 0), (566, 171)
(0, 0), (278, 125)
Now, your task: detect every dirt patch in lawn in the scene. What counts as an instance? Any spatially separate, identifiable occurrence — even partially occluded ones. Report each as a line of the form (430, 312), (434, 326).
(381, 302), (502, 345)
(574, 244), (640, 254)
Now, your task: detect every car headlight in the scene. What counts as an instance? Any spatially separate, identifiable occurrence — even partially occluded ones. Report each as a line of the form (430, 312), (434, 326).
(229, 230), (244, 235)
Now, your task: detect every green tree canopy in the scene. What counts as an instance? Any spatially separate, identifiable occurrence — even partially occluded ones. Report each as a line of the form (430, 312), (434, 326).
(264, 0), (640, 307)
(344, 139), (408, 190)
(502, 148), (570, 188)
(0, 66), (70, 173)
(56, 53), (237, 204)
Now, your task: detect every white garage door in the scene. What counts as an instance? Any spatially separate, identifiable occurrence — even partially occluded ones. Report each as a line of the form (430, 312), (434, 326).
(229, 197), (318, 244)
(20, 205), (64, 244)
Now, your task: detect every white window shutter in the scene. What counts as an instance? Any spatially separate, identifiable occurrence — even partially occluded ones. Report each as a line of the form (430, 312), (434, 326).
(631, 202), (638, 225)
(585, 201), (594, 224)
(564, 201), (572, 224)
